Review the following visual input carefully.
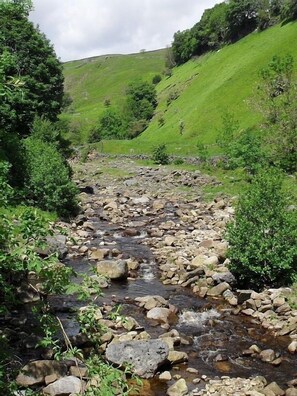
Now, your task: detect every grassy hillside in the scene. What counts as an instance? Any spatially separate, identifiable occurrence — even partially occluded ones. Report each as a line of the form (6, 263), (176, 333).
(63, 22), (297, 154)
(62, 49), (166, 143)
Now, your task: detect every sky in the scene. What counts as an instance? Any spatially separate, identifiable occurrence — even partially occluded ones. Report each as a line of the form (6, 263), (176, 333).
(29, 0), (221, 62)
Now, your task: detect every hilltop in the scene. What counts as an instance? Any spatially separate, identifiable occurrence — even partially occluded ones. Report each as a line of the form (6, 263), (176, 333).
(63, 22), (297, 155)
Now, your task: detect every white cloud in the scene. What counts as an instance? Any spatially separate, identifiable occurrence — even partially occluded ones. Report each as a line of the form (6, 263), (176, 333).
(29, 0), (221, 62)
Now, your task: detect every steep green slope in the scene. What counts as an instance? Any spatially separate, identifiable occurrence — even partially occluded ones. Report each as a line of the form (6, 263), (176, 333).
(132, 22), (297, 155)
(63, 22), (297, 154)
(62, 49), (166, 143)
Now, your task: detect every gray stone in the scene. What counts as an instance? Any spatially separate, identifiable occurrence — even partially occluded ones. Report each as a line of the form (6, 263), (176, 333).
(259, 349), (276, 362)
(38, 235), (68, 260)
(237, 290), (253, 304)
(167, 378), (188, 396)
(96, 260), (128, 280)
(43, 376), (84, 395)
(16, 360), (67, 387)
(105, 339), (169, 378)
(207, 282), (230, 297)
(147, 307), (176, 325)
(212, 271), (236, 286)
(288, 340), (297, 354)
(286, 389), (297, 396)
(263, 382), (285, 395)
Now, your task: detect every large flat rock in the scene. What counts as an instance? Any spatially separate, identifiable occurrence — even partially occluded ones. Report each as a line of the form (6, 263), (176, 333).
(106, 339), (169, 378)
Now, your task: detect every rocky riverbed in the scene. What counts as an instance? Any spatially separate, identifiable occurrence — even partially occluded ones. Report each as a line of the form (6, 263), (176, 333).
(13, 157), (297, 395)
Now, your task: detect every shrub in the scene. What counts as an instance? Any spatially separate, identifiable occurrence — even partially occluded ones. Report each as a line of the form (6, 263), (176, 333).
(23, 137), (78, 217)
(226, 168), (297, 290)
(152, 144), (170, 165)
(197, 142), (209, 163)
(30, 117), (73, 159)
(228, 128), (265, 175)
(89, 108), (126, 141)
(152, 74), (162, 85)
(0, 161), (13, 206)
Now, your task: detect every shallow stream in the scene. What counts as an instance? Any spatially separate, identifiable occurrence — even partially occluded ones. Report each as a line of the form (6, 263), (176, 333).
(56, 210), (297, 395)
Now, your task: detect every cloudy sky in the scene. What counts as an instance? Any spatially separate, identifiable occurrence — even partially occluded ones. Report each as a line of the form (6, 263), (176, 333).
(29, 0), (221, 62)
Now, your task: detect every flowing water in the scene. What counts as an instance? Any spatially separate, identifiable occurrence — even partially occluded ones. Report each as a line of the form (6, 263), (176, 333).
(55, 211), (297, 395)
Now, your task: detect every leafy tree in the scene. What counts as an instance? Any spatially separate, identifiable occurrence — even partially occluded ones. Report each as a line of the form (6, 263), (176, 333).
(152, 144), (169, 165)
(281, 0), (297, 20)
(192, 2), (229, 53)
(227, 168), (297, 289)
(217, 111), (240, 151)
(0, 0), (64, 136)
(23, 137), (78, 216)
(126, 80), (157, 121)
(228, 128), (265, 175)
(89, 108), (126, 142)
(172, 30), (197, 65)
(258, 54), (297, 172)
(30, 117), (73, 158)
(226, 0), (258, 42)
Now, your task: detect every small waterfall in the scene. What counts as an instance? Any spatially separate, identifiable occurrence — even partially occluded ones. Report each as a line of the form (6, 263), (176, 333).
(139, 261), (156, 281)
(178, 309), (221, 328)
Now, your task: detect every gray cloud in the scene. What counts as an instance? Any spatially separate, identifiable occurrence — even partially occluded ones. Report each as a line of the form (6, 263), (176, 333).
(29, 0), (221, 62)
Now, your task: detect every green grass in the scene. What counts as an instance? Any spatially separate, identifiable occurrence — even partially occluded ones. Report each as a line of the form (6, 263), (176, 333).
(62, 49), (166, 143)
(63, 22), (297, 155)
(0, 205), (57, 222)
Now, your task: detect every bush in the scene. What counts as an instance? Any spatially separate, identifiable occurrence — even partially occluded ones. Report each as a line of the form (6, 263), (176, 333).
(152, 74), (162, 85)
(228, 129), (265, 175)
(226, 168), (297, 290)
(89, 108), (126, 141)
(152, 144), (170, 165)
(23, 137), (78, 217)
(0, 161), (13, 206)
(30, 117), (73, 159)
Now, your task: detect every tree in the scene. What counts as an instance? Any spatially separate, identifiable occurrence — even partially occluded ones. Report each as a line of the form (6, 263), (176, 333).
(257, 54), (297, 172)
(126, 80), (157, 121)
(281, 0), (297, 20)
(225, 0), (258, 42)
(172, 30), (197, 65)
(192, 3), (229, 52)
(89, 108), (126, 142)
(227, 168), (297, 289)
(0, 0), (64, 136)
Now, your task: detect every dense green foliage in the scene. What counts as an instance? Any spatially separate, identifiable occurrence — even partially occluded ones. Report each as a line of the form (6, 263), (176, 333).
(172, 0), (297, 65)
(23, 137), (78, 217)
(62, 50), (165, 142)
(0, 0), (64, 136)
(257, 54), (297, 172)
(152, 144), (170, 165)
(88, 108), (125, 142)
(227, 169), (297, 289)
(89, 80), (157, 141)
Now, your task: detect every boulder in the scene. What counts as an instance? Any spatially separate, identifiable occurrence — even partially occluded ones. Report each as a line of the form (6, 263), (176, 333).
(288, 340), (297, 354)
(16, 360), (67, 387)
(89, 248), (109, 260)
(42, 376), (84, 395)
(168, 351), (188, 364)
(147, 306), (177, 325)
(38, 235), (67, 260)
(259, 349), (276, 363)
(105, 340), (169, 378)
(96, 260), (128, 280)
(263, 382), (285, 396)
(167, 378), (188, 396)
(212, 271), (236, 286)
(207, 282), (230, 297)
